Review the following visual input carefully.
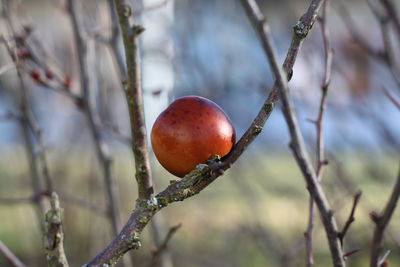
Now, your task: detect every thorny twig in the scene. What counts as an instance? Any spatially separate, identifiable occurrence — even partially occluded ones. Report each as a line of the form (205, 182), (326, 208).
(86, 0), (328, 265)
(370, 166), (400, 267)
(338, 191), (362, 247)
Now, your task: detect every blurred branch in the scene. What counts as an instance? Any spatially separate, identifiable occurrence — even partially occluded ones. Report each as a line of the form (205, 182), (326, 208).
(105, 0), (127, 79)
(305, 1), (333, 265)
(86, 0), (326, 265)
(378, 249), (391, 266)
(0, 192), (106, 216)
(380, 0), (400, 38)
(0, 241), (26, 267)
(147, 224), (181, 267)
(338, 191), (362, 247)
(383, 87), (400, 110)
(0, 111), (21, 122)
(44, 192), (69, 267)
(338, 1), (400, 89)
(66, 0), (122, 236)
(1, 3), (53, 232)
(132, 0), (170, 16)
(0, 63), (15, 75)
(370, 165), (400, 267)
(240, 0), (345, 266)
(149, 216), (175, 267)
(114, 0), (154, 200)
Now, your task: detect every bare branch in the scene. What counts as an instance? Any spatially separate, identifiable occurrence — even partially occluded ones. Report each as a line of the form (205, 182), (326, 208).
(338, 1), (400, 90)
(370, 165), (400, 267)
(241, 0), (344, 266)
(114, 0), (154, 199)
(0, 241), (27, 267)
(105, 0), (127, 79)
(1, 3), (50, 232)
(0, 192), (106, 216)
(66, 0), (122, 235)
(380, 0), (400, 38)
(338, 191), (362, 247)
(305, 1), (333, 265)
(86, 0), (327, 264)
(148, 224), (181, 267)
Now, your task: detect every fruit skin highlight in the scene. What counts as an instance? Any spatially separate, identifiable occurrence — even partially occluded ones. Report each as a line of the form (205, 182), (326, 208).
(151, 96), (236, 177)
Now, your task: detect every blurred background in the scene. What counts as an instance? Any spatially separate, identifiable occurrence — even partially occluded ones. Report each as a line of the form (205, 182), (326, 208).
(0, 0), (399, 266)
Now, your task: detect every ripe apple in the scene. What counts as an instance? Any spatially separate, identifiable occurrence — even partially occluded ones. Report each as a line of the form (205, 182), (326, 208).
(151, 96), (235, 177)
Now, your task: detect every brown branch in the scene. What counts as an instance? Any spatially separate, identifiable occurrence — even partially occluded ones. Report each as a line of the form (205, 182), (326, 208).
(85, 0), (326, 265)
(66, 0), (122, 235)
(305, 1), (333, 265)
(0, 241), (26, 267)
(241, 0), (345, 266)
(114, 0), (154, 200)
(148, 224), (181, 267)
(338, 191), (362, 247)
(370, 165), (400, 267)
(44, 192), (69, 267)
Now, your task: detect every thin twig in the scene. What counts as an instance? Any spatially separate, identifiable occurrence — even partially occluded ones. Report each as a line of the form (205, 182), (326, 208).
(370, 165), (400, 267)
(148, 224), (181, 267)
(305, 1), (333, 265)
(0, 241), (26, 267)
(66, 0), (122, 235)
(338, 191), (362, 247)
(43, 192), (69, 267)
(86, 0), (326, 265)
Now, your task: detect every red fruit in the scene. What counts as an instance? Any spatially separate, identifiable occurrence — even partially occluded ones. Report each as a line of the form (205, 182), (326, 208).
(151, 96), (235, 177)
